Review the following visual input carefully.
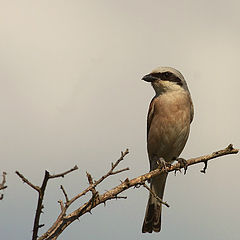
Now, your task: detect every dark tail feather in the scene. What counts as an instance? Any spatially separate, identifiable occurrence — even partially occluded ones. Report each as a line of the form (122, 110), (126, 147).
(142, 197), (162, 233)
(142, 173), (167, 233)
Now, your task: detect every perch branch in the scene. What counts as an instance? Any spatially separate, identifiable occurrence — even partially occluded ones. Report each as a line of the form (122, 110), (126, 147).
(37, 144), (238, 240)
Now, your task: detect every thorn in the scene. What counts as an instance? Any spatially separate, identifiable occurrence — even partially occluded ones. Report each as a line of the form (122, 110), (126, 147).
(227, 144), (233, 151)
(200, 161), (208, 174)
(134, 183), (141, 188)
(38, 224), (44, 229)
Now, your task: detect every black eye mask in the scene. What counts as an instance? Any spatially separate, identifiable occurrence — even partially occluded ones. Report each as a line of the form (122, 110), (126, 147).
(143, 72), (183, 86)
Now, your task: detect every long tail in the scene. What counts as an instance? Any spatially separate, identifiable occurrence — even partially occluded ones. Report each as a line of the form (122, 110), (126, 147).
(142, 172), (168, 233)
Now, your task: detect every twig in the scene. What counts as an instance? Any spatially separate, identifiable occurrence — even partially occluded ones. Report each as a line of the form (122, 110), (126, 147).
(66, 149), (129, 207)
(58, 200), (65, 212)
(142, 183), (170, 207)
(16, 171), (40, 192)
(49, 165), (78, 179)
(110, 150), (129, 171)
(112, 167), (130, 175)
(86, 172), (98, 197)
(60, 185), (69, 203)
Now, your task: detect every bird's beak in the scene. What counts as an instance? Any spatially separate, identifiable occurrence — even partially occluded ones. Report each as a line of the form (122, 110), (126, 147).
(142, 73), (157, 82)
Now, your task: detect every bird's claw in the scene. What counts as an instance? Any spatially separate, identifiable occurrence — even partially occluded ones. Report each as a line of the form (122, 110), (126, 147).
(176, 157), (188, 175)
(157, 157), (170, 172)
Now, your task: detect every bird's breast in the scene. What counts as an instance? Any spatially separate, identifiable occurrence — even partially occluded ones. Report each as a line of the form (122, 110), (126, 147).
(147, 91), (191, 164)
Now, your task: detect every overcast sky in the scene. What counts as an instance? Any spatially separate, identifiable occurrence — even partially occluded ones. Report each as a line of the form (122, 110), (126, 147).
(0, 1), (240, 239)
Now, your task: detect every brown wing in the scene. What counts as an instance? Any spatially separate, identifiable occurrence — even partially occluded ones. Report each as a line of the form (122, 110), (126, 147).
(190, 97), (194, 123)
(147, 97), (156, 138)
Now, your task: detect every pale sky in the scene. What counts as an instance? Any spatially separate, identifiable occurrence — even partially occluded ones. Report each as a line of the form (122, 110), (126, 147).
(0, 1), (240, 240)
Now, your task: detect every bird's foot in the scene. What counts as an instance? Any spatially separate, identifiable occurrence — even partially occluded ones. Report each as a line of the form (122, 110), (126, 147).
(175, 157), (188, 175)
(157, 157), (171, 172)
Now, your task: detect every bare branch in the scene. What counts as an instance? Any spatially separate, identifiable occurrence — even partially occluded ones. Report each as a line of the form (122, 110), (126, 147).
(16, 166), (78, 240)
(58, 200), (65, 212)
(86, 171), (94, 185)
(86, 172), (98, 197)
(15, 171), (40, 193)
(66, 149), (129, 207)
(110, 149), (129, 172)
(49, 165), (78, 179)
(111, 167), (130, 175)
(32, 170), (50, 240)
(37, 144), (238, 240)
(60, 185), (69, 203)
(142, 183), (170, 207)
(16, 145), (237, 240)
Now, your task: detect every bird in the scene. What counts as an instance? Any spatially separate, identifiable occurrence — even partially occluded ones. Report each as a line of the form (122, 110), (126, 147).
(141, 66), (194, 233)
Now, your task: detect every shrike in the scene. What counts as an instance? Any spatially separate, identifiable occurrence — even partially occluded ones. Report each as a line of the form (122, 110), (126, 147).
(142, 67), (194, 233)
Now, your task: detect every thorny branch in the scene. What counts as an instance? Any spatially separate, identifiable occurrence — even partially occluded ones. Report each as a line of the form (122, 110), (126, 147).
(0, 172), (7, 200)
(16, 166), (79, 240)
(16, 144), (238, 240)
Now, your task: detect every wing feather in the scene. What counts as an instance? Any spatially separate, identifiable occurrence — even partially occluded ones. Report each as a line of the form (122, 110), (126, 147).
(147, 97), (156, 138)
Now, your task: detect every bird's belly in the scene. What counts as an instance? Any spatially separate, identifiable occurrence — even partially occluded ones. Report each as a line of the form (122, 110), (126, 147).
(147, 110), (190, 166)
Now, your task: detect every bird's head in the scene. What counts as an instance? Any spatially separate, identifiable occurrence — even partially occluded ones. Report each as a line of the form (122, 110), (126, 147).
(142, 67), (189, 95)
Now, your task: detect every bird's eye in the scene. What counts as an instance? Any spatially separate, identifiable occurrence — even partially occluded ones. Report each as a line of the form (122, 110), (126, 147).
(162, 72), (171, 79)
